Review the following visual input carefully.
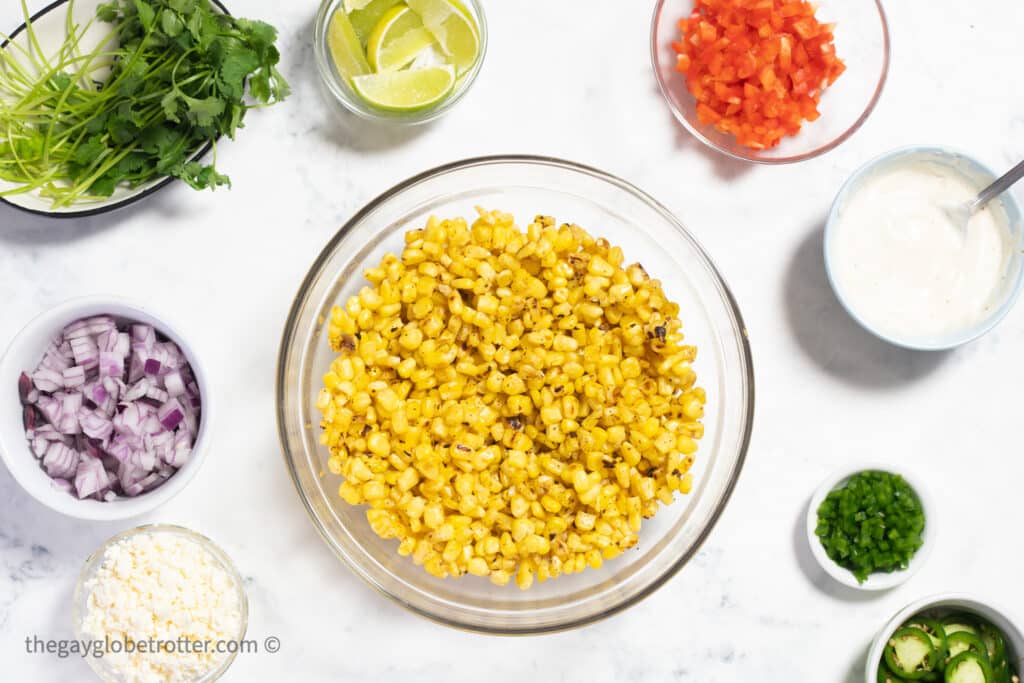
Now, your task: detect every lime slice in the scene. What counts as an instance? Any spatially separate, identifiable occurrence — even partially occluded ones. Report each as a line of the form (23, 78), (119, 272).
(327, 9), (371, 82)
(367, 5), (437, 72)
(344, 0), (374, 12)
(350, 0), (404, 45)
(404, 0), (480, 75)
(352, 65), (456, 111)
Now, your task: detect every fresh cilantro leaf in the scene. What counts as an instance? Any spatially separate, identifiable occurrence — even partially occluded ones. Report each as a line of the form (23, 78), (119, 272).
(218, 43), (259, 99)
(73, 135), (107, 166)
(84, 112), (110, 135)
(234, 18), (278, 56)
(160, 9), (184, 38)
(161, 90), (181, 122)
(115, 57), (148, 97)
(88, 173), (120, 197)
(174, 160), (230, 190)
(168, 0), (198, 16)
(96, 2), (120, 22)
(49, 72), (73, 92)
(133, 0), (156, 31)
(106, 114), (137, 145)
(183, 95), (225, 128)
(248, 68), (270, 104)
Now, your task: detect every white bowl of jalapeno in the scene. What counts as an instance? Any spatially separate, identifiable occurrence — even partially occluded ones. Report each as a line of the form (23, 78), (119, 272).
(807, 463), (935, 591)
(866, 594), (1023, 683)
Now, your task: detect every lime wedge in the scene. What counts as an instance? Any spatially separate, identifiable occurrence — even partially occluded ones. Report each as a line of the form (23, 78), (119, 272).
(351, 65), (456, 111)
(350, 0), (404, 45)
(404, 0), (480, 75)
(343, 0), (373, 12)
(327, 9), (371, 82)
(367, 5), (437, 72)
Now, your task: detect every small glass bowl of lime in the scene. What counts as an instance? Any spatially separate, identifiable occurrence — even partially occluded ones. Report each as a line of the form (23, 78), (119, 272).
(314, 0), (487, 124)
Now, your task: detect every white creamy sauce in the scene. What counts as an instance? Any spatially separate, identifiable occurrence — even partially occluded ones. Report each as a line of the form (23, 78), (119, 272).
(831, 160), (1015, 342)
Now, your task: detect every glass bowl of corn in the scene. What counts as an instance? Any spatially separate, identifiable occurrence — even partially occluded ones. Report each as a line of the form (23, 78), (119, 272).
(276, 156), (755, 633)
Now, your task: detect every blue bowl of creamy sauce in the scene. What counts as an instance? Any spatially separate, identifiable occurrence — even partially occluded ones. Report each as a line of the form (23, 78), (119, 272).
(825, 146), (1024, 350)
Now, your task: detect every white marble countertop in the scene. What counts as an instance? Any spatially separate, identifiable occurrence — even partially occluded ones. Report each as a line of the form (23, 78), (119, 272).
(2, 1), (1023, 681)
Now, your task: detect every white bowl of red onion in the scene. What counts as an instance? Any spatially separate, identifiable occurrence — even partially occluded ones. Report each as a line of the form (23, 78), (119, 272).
(0, 297), (210, 521)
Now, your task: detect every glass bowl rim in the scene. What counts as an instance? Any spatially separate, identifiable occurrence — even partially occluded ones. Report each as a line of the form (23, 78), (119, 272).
(275, 154), (756, 634)
(72, 523), (250, 682)
(312, 0), (489, 126)
(649, 0), (892, 165)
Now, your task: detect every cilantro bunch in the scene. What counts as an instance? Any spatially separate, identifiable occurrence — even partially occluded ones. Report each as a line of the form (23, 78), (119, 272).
(0, 0), (289, 208)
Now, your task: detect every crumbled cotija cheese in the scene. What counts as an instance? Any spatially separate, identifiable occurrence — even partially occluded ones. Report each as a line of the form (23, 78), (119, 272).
(81, 530), (243, 683)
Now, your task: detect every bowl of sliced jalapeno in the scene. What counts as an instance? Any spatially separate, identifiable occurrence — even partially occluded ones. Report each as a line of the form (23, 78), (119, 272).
(867, 594), (1023, 683)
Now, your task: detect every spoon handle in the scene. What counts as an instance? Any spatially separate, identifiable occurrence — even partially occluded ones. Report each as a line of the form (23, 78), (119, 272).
(970, 159), (1024, 215)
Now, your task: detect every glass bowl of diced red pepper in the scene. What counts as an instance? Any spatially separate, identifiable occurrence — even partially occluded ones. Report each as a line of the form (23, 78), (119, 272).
(651, 0), (890, 164)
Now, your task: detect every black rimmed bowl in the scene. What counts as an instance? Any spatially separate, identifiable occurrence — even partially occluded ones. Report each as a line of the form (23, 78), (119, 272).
(0, 0), (227, 218)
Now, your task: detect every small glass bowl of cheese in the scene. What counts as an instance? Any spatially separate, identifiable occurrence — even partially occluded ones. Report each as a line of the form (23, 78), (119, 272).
(72, 525), (249, 683)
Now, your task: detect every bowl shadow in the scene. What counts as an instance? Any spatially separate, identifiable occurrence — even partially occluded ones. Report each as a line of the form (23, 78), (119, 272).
(784, 222), (951, 388)
(844, 641), (872, 683)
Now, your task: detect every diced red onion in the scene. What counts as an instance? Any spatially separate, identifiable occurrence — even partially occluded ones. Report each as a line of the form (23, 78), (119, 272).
(31, 436), (49, 457)
(166, 429), (192, 467)
(131, 324), (155, 349)
(18, 372), (33, 403)
(157, 398), (185, 431)
(36, 395), (62, 424)
(145, 386), (168, 403)
(101, 376), (124, 408)
(69, 335), (98, 369)
(32, 368), (64, 392)
(74, 453), (109, 499)
(62, 319), (92, 340)
(62, 365), (86, 389)
(128, 348), (148, 384)
(162, 370), (185, 397)
(97, 328), (118, 353)
(41, 336), (72, 372)
(143, 414), (163, 435)
(79, 408), (113, 440)
(21, 315), (200, 503)
(32, 423), (64, 442)
(138, 472), (163, 493)
(123, 378), (150, 402)
(43, 442), (78, 479)
(23, 405), (38, 432)
(113, 402), (145, 435)
(98, 352), (124, 379)
(115, 332), (130, 357)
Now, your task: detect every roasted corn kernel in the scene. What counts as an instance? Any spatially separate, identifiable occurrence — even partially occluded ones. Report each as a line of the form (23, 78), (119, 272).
(319, 210), (705, 589)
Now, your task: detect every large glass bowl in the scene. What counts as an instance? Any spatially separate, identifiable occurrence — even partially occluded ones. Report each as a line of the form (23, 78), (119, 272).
(276, 156), (754, 633)
(652, 0), (890, 164)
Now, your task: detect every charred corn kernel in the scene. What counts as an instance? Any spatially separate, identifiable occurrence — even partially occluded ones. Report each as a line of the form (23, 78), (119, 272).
(362, 481), (386, 500)
(318, 211), (705, 589)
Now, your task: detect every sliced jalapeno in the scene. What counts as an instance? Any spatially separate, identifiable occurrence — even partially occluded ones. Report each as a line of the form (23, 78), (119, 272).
(948, 631), (989, 662)
(945, 651), (995, 683)
(908, 619), (949, 661)
(886, 627), (940, 680)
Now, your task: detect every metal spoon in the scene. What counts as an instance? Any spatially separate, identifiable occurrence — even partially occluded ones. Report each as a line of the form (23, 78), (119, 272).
(944, 159), (1024, 232)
